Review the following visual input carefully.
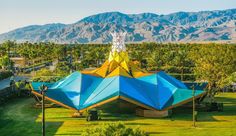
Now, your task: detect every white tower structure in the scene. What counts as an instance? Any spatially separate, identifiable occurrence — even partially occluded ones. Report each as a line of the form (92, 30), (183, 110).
(110, 32), (127, 53)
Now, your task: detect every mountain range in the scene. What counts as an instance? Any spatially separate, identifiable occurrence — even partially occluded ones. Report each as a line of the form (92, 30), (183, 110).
(0, 8), (235, 43)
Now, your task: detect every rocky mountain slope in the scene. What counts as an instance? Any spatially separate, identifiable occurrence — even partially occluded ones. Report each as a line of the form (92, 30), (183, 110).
(0, 9), (235, 43)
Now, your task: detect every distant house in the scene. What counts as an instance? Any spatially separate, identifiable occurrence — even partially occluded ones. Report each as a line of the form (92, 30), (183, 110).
(10, 57), (27, 68)
(10, 57), (47, 68)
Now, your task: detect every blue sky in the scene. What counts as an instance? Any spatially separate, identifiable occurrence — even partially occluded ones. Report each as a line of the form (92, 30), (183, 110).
(0, 0), (235, 34)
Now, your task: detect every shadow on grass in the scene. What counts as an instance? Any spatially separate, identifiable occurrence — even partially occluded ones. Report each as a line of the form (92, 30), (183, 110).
(215, 96), (236, 105)
(97, 94), (236, 123)
(1, 93), (235, 135)
(0, 98), (63, 136)
(170, 95), (236, 122)
(54, 131), (83, 136)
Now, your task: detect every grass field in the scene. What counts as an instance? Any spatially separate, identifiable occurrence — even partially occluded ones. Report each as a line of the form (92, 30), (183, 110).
(0, 93), (236, 136)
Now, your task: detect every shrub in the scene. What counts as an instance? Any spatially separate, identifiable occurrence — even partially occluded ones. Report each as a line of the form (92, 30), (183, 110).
(35, 68), (53, 77)
(31, 76), (62, 83)
(55, 62), (70, 76)
(31, 68), (62, 82)
(81, 122), (148, 136)
(0, 71), (13, 80)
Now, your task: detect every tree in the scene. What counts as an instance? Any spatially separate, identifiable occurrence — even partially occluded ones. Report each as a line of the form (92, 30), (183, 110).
(0, 56), (12, 70)
(189, 43), (236, 98)
(146, 51), (162, 71)
(55, 62), (70, 76)
(1, 40), (16, 70)
(170, 44), (193, 81)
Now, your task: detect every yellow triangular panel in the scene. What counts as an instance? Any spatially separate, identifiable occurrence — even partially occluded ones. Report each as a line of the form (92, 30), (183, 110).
(114, 54), (123, 63)
(129, 62), (151, 77)
(120, 52), (129, 62)
(108, 60), (119, 73)
(108, 52), (113, 62)
(107, 66), (132, 78)
(81, 61), (109, 77)
(109, 51), (129, 63)
(120, 61), (129, 72)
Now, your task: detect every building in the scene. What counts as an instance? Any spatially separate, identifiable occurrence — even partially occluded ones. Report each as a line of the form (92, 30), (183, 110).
(31, 32), (206, 117)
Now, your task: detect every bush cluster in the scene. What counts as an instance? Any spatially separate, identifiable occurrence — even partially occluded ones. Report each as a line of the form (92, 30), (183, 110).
(0, 71), (13, 80)
(81, 122), (148, 136)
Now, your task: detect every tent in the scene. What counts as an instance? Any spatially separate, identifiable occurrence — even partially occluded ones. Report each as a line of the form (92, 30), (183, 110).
(31, 32), (206, 112)
(32, 71), (205, 111)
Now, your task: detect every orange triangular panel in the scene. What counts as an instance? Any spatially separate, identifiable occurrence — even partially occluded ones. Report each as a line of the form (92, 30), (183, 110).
(94, 67), (108, 77)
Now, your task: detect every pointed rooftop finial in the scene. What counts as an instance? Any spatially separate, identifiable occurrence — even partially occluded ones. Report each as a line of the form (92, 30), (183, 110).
(110, 32), (127, 53)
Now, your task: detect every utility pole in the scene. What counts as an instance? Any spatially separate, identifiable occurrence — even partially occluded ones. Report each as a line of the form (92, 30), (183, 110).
(40, 84), (48, 136)
(192, 85), (196, 127)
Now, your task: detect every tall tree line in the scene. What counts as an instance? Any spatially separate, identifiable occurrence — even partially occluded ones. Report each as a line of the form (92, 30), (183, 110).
(0, 41), (235, 94)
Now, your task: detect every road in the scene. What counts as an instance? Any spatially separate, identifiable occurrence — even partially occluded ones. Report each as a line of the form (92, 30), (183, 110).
(0, 76), (30, 91)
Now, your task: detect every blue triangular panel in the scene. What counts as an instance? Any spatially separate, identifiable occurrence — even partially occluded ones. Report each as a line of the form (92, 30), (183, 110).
(120, 76), (156, 108)
(80, 76), (119, 109)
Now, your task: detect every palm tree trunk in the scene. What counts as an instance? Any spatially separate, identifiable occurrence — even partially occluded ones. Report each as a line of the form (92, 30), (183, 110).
(181, 67), (184, 81)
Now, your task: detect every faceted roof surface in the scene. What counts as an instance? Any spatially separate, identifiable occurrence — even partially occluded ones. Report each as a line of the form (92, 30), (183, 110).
(31, 32), (206, 111)
(32, 71), (205, 111)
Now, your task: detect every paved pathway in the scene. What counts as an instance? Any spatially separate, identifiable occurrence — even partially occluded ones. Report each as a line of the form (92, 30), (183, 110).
(0, 76), (30, 91)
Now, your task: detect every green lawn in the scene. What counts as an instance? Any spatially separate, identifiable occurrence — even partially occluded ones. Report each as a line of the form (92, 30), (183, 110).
(0, 93), (236, 136)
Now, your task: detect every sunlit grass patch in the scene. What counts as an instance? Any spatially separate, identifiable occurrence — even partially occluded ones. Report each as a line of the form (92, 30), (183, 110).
(0, 93), (236, 136)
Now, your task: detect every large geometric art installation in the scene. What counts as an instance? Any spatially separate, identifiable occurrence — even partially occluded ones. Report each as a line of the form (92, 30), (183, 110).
(31, 32), (206, 112)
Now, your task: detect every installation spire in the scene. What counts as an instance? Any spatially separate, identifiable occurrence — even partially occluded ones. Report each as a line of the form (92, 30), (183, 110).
(111, 32), (127, 53)
(82, 32), (150, 78)
(108, 32), (129, 63)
